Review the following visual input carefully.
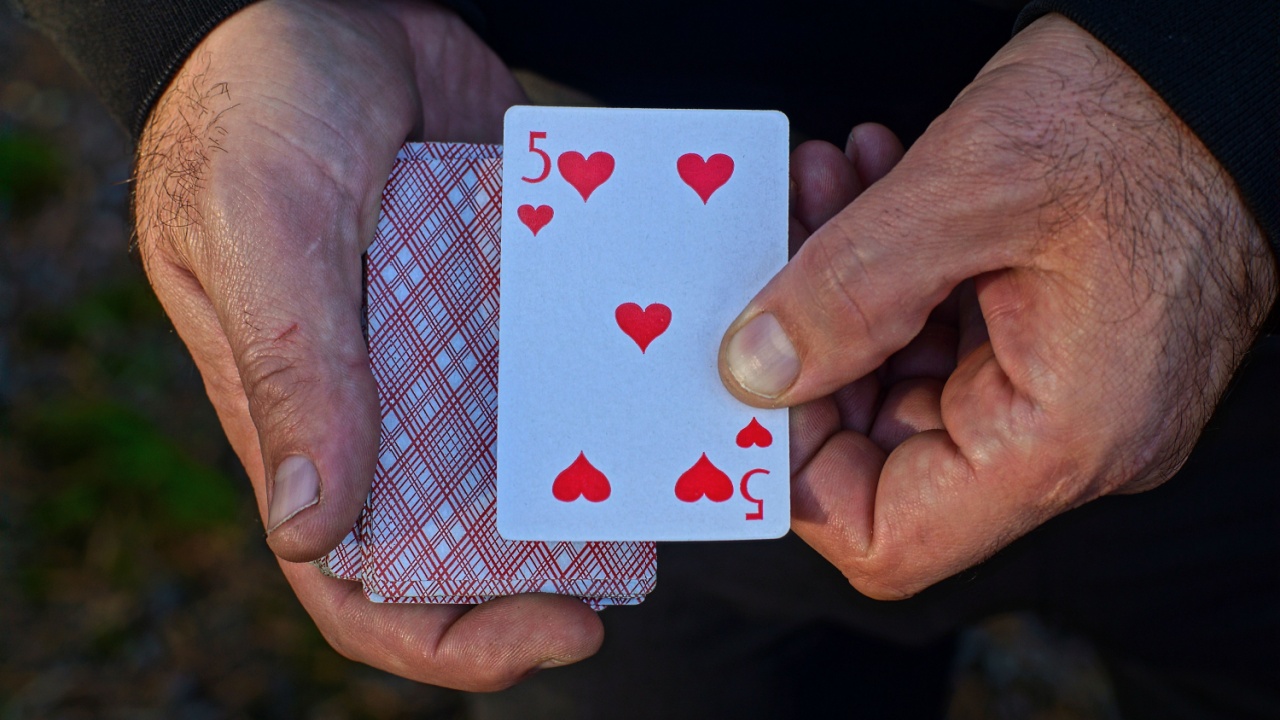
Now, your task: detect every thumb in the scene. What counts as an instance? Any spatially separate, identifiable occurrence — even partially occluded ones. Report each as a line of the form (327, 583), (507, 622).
(234, 176), (376, 558)
(131, 0), (427, 565)
(198, 152), (384, 563)
(717, 129), (1036, 407)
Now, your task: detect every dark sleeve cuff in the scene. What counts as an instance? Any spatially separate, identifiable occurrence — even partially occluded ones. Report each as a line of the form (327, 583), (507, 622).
(10, 0), (496, 143)
(1015, 1), (1280, 252)
(11, 0), (260, 140)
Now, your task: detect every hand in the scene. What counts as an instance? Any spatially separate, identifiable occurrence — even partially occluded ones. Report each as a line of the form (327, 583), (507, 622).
(133, 0), (600, 689)
(720, 14), (1278, 600)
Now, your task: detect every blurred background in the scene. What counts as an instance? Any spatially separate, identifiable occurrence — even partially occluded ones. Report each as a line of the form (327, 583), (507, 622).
(0, 10), (1121, 719)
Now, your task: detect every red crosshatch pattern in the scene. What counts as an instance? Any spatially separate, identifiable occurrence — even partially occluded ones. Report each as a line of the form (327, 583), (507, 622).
(320, 143), (657, 607)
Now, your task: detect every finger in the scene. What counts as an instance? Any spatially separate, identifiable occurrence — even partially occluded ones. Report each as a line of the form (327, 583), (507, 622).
(134, 263), (605, 688)
(718, 129), (1035, 408)
(883, 322), (959, 385)
(146, 185), (380, 563)
(790, 140), (862, 235)
(133, 2), (438, 562)
(831, 375), (882, 436)
(860, 344), (1038, 597)
(867, 378), (945, 452)
(230, 159), (384, 561)
(279, 561), (604, 691)
(794, 339), (1048, 600)
(790, 397), (841, 477)
(955, 278), (988, 362)
(788, 216), (810, 258)
(788, 176), (809, 257)
(880, 286), (961, 385)
(790, 430), (884, 583)
(845, 122), (905, 189)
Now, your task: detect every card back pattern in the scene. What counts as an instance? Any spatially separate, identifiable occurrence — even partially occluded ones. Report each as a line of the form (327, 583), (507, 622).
(319, 142), (657, 606)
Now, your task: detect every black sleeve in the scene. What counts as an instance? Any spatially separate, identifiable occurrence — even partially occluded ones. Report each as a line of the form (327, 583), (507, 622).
(6, 0), (490, 142)
(1016, 1), (1279, 251)
(8, 0), (259, 139)
(11, 0), (1277, 253)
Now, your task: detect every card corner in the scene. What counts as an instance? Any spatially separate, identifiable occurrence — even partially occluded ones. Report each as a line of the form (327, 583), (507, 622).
(763, 523), (791, 541)
(762, 109), (790, 131)
(494, 511), (523, 542)
(503, 104), (534, 124)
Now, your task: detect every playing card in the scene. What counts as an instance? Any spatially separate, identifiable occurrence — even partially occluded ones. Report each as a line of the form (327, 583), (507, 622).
(497, 107), (790, 542)
(320, 141), (656, 606)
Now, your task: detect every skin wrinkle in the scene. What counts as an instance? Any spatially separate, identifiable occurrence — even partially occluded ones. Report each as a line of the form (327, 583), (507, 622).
(245, 93), (386, 185)
(201, 172), (362, 371)
(239, 352), (314, 440)
(809, 224), (878, 355)
(960, 29), (1271, 505)
(398, 7), (514, 143)
(972, 273), (1059, 405)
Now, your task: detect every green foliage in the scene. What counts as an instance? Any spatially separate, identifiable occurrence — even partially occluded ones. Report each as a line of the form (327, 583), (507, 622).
(0, 129), (64, 218)
(20, 398), (239, 536)
(13, 279), (239, 541)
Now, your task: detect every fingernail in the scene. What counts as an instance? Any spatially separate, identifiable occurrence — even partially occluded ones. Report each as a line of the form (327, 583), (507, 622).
(725, 313), (800, 398)
(267, 455), (320, 533)
(536, 658), (567, 670)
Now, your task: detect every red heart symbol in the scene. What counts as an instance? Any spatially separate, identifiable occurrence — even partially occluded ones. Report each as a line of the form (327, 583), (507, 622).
(615, 302), (672, 353)
(735, 417), (773, 448)
(677, 153), (734, 203)
(558, 151), (615, 202)
(675, 453), (734, 503)
(552, 452), (611, 503)
(517, 204), (554, 236)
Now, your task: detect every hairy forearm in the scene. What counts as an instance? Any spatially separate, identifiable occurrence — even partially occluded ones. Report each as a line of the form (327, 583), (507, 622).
(994, 18), (1274, 463)
(1018, 0), (1280, 253)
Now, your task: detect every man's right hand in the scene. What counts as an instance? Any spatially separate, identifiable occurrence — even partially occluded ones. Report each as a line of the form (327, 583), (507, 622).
(133, 0), (603, 690)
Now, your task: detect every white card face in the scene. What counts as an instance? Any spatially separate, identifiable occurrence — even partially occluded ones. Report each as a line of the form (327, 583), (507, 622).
(497, 107), (790, 541)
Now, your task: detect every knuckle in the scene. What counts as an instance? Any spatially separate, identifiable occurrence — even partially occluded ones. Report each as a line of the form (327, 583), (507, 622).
(803, 227), (879, 341)
(466, 665), (526, 693)
(802, 218), (931, 359)
(843, 562), (922, 602)
(849, 576), (918, 602)
(409, 639), (515, 692)
(831, 537), (924, 602)
(317, 623), (359, 664)
(236, 328), (317, 425)
(309, 592), (359, 663)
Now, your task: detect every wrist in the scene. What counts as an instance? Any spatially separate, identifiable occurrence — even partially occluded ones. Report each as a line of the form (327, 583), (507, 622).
(967, 14), (1275, 333)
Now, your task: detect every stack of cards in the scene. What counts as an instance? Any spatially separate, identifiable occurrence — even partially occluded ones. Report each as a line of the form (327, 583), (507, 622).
(318, 142), (657, 607)
(321, 107), (791, 607)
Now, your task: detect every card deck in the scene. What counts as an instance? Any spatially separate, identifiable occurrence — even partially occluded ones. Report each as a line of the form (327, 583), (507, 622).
(497, 107), (791, 542)
(320, 142), (656, 606)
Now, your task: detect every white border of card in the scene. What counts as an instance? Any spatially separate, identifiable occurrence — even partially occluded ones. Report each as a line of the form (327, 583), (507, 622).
(498, 106), (790, 542)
